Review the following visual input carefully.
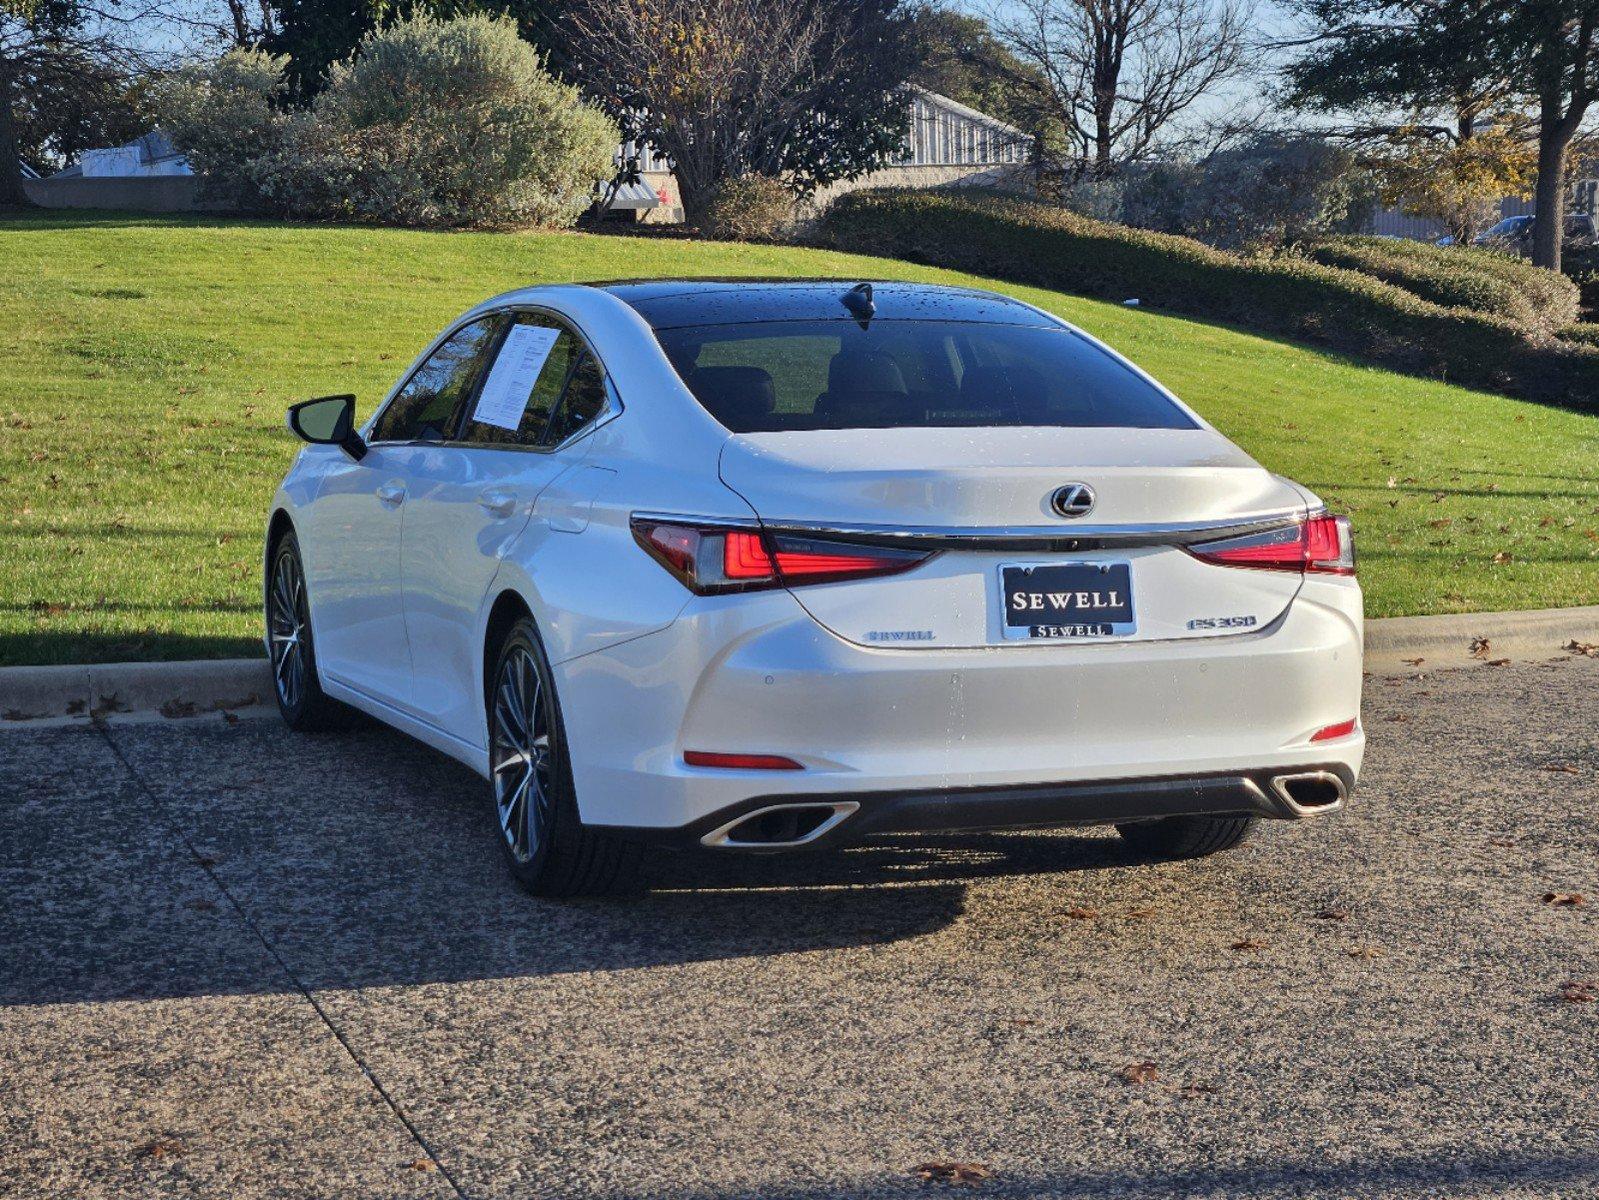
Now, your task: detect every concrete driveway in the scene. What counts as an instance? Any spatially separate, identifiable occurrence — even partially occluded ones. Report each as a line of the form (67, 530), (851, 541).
(2, 658), (1596, 1199)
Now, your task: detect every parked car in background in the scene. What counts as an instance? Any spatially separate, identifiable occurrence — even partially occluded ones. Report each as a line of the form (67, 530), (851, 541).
(1454, 212), (1598, 254)
(266, 280), (1364, 896)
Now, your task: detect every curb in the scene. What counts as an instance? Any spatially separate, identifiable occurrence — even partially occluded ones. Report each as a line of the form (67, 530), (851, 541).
(1362, 604), (1599, 673)
(2, 606), (1597, 724)
(0, 657), (273, 724)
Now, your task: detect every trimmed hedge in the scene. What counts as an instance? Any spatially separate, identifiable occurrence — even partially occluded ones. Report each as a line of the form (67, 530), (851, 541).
(820, 189), (1599, 410)
(1303, 235), (1580, 336)
(1557, 324), (1599, 347)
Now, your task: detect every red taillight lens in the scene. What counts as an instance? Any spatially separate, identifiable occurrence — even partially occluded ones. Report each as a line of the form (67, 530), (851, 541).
(683, 750), (804, 770)
(633, 517), (931, 594)
(1185, 513), (1355, 576)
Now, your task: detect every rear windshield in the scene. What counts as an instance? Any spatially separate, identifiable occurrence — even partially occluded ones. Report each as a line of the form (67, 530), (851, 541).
(654, 319), (1197, 433)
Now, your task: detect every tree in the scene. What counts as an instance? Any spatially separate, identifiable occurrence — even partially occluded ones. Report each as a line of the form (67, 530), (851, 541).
(1370, 124), (1536, 242)
(906, 7), (1059, 158)
(561, 0), (916, 224)
(1284, 0), (1599, 270)
(10, 44), (147, 174)
(988, 0), (1253, 178)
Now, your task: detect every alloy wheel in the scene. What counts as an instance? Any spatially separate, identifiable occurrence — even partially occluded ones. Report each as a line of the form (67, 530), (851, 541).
(491, 645), (553, 863)
(268, 549), (308, 710)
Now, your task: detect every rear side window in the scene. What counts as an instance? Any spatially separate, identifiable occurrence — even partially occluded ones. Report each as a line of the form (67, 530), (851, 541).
(542, 353), (610, 446)
(372, 316), (503, 443)
(458, 313), (584, 448)
(655, 320), (1197, 433)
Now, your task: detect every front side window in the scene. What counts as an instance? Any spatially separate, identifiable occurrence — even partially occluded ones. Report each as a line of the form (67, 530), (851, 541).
(458, 313), (586, 448)
(372, 316), (503, 443)
(654, 320), (1198, 433)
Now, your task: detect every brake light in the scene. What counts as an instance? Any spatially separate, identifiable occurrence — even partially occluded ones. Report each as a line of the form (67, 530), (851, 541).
(632, 517), (931, 594)
(1185, 513), (1355, 576)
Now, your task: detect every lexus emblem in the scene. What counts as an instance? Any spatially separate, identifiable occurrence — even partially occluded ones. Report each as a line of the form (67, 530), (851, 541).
(1050, 483), (1096, 519)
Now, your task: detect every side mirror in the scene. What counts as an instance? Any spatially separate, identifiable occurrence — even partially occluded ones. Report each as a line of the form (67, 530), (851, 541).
(287, 394), (367, 462)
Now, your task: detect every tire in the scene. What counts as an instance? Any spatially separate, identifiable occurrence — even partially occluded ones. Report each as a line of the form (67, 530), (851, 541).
(266, 532), (350, 732)
(487, 617), (643, 897)
(1115, 814), (1256, 861)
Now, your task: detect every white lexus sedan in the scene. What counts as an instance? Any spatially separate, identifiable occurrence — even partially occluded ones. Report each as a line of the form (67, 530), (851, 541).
(266, 280), (1363, 895)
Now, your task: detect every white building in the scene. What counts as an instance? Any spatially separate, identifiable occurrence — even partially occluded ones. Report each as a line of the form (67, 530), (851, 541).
(607, 87), (1033, 221)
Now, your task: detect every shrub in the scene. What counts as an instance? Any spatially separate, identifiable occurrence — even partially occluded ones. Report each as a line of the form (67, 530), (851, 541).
(151, 50), (291, 211)
(819, 188), (1599, 410)
(1557, 323), (1599, 347)
(1182, 136), (1360, 250)
(305, 14), (617, 228)
(1565, 245), (1599, 317)
(1303, 235), (1581, 336)
(159, 17), (616, 228)
(700, 175), (794, 241)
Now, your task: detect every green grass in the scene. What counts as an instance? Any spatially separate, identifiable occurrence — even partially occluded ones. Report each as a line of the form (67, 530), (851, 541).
(3, 210), (1598, 666)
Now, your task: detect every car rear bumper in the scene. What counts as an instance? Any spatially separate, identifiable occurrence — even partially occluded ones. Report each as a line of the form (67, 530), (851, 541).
(554, 576), (1364, 834)
(606, 762), (1356, 851)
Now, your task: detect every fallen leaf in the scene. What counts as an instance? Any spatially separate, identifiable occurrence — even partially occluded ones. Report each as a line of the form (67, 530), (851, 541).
(1063, 906), (1099, 921)
(1180, 1082), (1219, 1097)
(405, 1159), (438, 1173)
(1485, 658), (1511, 667)
(1386, 713), (1410, 723)
(1125, 907), (1156, 919)
(1565, 640), (1599, 658)
(1315, 908), (1349, 921)
(65, 699), (86, 716)
(1469, 637), (1491, 659)
(89, 693), (126, 720)
(914, 1161), (992, 1185)
(1491, 551), (1513, 565)
(1488, 836), (1518, 848)
(159, 699), (199, 720)
(1540, 764), (1580, 775)
(3, 708), (43, 721)
(1402, 657), (1425, 666)
(1119, 1060), (1160, 1084)
(1543, 892), (1585, 907)
(220, 710), (240, 725)
(137, 1139), (186, 1160)
(1347, 946), (1382, 960)
(1559, 980), (1597, 1003)
(185, 898), (218, 912)
(1230, 937), (1266, 952)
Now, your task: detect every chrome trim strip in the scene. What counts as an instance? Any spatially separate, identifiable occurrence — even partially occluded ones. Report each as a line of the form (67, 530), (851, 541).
(755, 513), (1304, 550)
(631, 511), (1303, 549)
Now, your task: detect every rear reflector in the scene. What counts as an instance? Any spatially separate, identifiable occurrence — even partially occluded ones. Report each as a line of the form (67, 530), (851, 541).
(683, 750), (804, 770)
(632, 517), (932, 595)
(1185, 513), (1356, 576)
(1310, 718), (1358, 743)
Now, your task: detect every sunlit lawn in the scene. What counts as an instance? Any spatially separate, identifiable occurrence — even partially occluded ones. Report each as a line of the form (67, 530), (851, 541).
(2, 210), (1597, 665)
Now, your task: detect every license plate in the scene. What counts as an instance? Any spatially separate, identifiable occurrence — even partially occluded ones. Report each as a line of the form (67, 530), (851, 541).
(999, 562), (1135, 639)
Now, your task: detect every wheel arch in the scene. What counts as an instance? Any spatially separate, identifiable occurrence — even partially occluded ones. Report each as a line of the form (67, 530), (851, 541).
(481, 587), (535, 725)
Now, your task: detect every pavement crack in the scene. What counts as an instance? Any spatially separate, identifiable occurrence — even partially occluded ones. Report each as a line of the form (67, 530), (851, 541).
(94, 722), (468, 1199)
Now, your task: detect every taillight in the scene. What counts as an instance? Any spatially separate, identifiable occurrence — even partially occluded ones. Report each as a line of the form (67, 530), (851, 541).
(631, 517), (932, 595)
(1185, 513), (1355, 576)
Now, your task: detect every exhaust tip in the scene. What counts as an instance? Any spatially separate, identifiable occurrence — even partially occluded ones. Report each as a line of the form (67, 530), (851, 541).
(701, 802), (859, 849)
(1270, 771), (1347, 817)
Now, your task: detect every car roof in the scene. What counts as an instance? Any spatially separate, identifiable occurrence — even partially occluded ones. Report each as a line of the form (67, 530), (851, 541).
(586, 278), (1060, 330)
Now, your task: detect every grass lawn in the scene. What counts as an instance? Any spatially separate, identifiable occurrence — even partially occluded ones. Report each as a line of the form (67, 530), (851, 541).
(3, 210), (1598, 666)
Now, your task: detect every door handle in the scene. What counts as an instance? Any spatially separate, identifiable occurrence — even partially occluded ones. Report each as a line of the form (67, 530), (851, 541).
(375, 482), (406, 506)
(477, 491), (517, 518)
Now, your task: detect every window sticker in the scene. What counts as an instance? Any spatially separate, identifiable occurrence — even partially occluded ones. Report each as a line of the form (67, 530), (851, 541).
(471, 324), (562, 431)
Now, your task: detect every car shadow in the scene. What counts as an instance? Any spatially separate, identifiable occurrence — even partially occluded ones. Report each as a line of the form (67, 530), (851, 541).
(0, 720), (1136, 1008)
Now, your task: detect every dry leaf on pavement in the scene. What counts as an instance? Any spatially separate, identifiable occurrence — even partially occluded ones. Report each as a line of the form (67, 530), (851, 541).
(1543, 893), (1585, 907)
(1119, 1060), (1160, 1084)
(914, 1161), (992, 1185)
